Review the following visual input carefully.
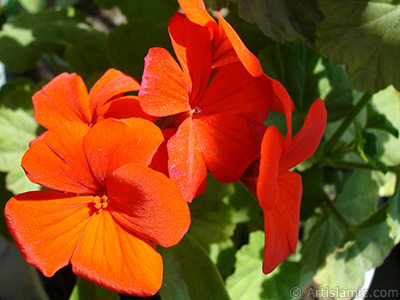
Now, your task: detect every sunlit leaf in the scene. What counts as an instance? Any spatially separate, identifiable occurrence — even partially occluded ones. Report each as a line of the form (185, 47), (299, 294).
(354, 122), (387, 173)
(365, 103), (399, 137)
(18, 0), (46, 14)
(370, 86), (400, 167)
(316, 0), (400, 93)
(387, 178), (400, 243)
(314, 222), (394, 300)
(0, 79), (40, 194)
(226, 231), (312, 300)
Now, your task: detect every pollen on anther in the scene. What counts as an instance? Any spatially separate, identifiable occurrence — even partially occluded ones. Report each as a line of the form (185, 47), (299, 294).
(92, 194), (109, 210)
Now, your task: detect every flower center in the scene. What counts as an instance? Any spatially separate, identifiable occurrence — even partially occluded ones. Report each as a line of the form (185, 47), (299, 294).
(92, 194), (109, 210)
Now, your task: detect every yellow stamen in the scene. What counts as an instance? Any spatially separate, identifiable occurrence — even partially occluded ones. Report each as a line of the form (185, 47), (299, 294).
(92, 194), (109, 210)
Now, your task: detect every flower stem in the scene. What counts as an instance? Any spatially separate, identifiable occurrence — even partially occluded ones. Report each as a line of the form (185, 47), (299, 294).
(326, 160), (400, 174)
(325, 93), (372, 155)
(324, 192), (352, 230)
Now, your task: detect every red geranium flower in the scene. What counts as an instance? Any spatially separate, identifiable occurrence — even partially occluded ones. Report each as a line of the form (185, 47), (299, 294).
(33, 68), (155, 130)
(177, 0), (263, 76)
(243, 92), (327, 274)
(139, 12), (273, 201)
(4, 118), (190, 296)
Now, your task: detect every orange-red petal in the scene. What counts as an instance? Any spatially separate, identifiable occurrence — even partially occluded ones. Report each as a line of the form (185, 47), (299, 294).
(197, 62), (271, 122)
(83, 118), (163, 185)
(168, 117), (207, 202)
(280, 98), (327, 172)
(4, 191), (92, 277)
(71, 209), (163, 296)
(169, 12), (212, 101)
(96, 96), (158, 123)
(261, 171), (302, 274)
(106, 163), (190, 247)
(193, 114), (266, 183)
(149, 128), (177, 176)
(32, 73), (91, 129)
(139, 47), (191, 117)
(88, 69), (140, 119)
(22, 122), (99, 193)
(257, 126), (283, 211)
(177, 0), (216, 28)
(216, 13), (263, 77)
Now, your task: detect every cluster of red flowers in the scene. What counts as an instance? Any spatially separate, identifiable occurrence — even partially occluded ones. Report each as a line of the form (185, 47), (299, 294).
(4, 0), (327, 296)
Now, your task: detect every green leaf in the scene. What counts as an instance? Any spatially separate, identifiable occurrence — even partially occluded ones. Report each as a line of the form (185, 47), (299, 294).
(158, 234), (231, 300)
(69, 277), (120, 300)
(334, 170), (380, 226)
(300, 167), (325, 220)
(0, 236), (45, 300)
(259, 41), (354, 126)
(354, 122), (387, 173)
(226, 231), (312, 300)
(228, 181), (263, 226)
(370, 86), (400, 167)
(56, 0), (80, 6)
(259, 41), (320, 112)
(95, 0), (178, 23)
(239, 0), (323, 46)
(188, 174), (235, 249)
(316, 59), (354, 122)
(18, 0), (46, 13)
(365, 103), (399, 137)
(0, 7), (85, 73)
(301, 215), (346, 272)
(204, 0), (229, 10)
(302, 169), (382, 271)
(314, 222), (394, 300)
(34, 22), (110, 78)
(209, 238), (236, 279)
(106, 20), (172, 80)
(119, 0), (178, 23)
(0, 172), (13, 240)
(0, 26), (44, 72)
(387, 178), (400, 243)
(0, 79), (40, 194)
(316, 0), (400, 93)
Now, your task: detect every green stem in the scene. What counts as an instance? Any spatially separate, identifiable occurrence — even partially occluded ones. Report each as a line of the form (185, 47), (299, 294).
(326, 160), (400, 174)
(27, 265), (50, 300)
(324, 193), (353, 230)
(47, 52), (63, 75)
(0, 0), (19, 14)
(325, 93), (372, 155)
